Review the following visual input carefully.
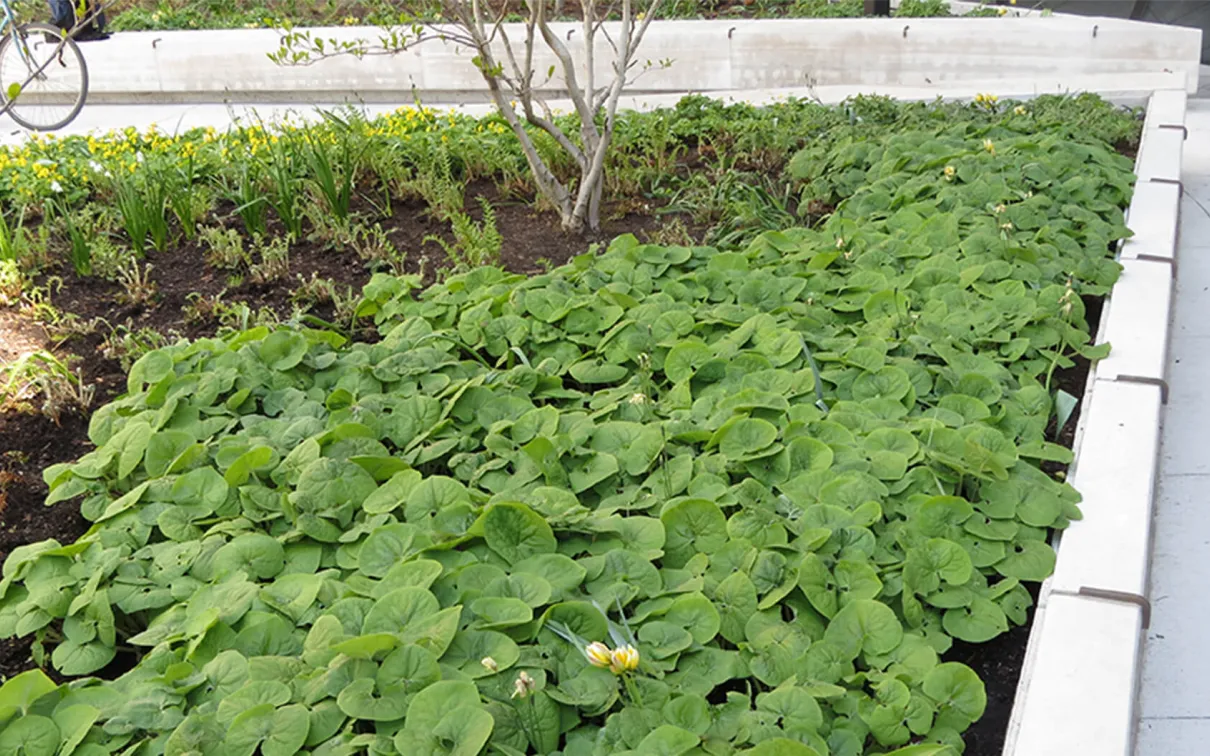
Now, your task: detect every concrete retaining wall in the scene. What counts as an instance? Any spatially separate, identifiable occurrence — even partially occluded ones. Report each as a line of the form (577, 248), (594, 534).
(79, 15), (1202, 104)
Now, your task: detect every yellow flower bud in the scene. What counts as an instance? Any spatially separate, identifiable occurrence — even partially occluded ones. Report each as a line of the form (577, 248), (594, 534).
(585, 642), (612, 668)
(609, 644), (640, 674)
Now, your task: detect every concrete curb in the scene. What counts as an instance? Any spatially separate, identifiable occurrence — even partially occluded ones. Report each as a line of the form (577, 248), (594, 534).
(0, 71), (1180, 148)
(7, 78), (1184, 145)
(1002, 89), (1184, 756)
(77, 15), (1202, 103)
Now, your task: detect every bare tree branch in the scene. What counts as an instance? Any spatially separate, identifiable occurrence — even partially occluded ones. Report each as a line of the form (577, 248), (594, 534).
(271, 0), (669, 232)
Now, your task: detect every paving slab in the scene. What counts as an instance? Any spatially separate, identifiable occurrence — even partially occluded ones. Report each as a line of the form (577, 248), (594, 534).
(1175, 197), (1210, 249)
(1137, 472), (1210, 720)
(1137, 718), (1210, 753)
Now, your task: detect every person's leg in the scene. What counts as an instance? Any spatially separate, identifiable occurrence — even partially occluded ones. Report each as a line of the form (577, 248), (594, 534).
(75, 0), (111, 41)
(46, 0), (75, 30)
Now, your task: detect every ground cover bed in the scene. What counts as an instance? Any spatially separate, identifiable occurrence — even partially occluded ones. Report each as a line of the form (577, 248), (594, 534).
(0, 93), (1141, 756)
(8, 0), (1007, 33)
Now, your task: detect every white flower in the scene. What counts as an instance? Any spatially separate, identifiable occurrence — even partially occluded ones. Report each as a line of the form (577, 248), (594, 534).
(135, 151), (145, 163)
(89, 160), (103, 172)
(49, 180), (62, 193)
(481, 657), (498, 672)
(511, 671), (536, 699)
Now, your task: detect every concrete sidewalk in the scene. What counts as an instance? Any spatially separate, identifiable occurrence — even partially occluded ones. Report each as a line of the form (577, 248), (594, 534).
(1134, 97), (1210, 753)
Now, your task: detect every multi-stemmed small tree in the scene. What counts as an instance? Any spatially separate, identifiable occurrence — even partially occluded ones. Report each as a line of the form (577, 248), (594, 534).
(272, 0), (667, 233)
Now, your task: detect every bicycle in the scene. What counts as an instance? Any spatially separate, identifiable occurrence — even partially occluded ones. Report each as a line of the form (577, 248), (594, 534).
(0, 0), (89, 131)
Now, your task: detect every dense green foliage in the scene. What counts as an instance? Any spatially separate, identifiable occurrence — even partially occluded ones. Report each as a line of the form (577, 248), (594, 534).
(0, 103), (1136, 756)
(84, 0), (971, 33)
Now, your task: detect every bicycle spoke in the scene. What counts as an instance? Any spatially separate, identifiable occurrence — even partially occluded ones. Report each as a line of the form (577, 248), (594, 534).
(0, 24), (87, 130)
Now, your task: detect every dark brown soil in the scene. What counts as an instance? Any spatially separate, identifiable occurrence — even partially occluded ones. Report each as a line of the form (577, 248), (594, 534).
(0, 409), (93, 681)
(951, 624), (1033, 754)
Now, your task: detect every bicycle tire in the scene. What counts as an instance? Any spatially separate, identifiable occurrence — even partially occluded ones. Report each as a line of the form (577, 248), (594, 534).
(0, 23), (88, 132)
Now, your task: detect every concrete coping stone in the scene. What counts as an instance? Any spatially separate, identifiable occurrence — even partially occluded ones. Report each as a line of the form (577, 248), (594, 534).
(1135, 126), (1185, 183)
(1006, 592), (1145, 755)
(1093, 257), (1175, 384)
(1120, 181), (1181, 264)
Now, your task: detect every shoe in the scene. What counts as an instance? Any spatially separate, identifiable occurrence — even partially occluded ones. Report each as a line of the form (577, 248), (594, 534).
(73, 28), (110, 42)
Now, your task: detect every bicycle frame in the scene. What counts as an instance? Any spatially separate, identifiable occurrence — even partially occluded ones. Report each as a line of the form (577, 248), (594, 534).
(0, 0), (42, 72)
(0, 0), (13, 35)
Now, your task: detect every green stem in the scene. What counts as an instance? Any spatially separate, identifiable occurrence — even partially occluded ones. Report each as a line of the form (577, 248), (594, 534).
(622, 673), (644, 708)
(517, 695), (541, 751)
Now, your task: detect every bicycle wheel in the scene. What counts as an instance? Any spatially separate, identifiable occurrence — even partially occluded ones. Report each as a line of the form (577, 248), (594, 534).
(0, 23), (88, 132)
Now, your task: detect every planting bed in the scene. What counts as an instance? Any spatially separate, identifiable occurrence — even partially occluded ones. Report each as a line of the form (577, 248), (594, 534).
(0, 93), (1142, 756)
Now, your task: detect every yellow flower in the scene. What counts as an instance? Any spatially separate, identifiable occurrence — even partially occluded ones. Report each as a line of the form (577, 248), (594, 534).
(343, 15), (357, 25)
(943, 165), (956, 180)
(998, 7), (1007, 14)
(609, 644), (639, 675)
(994, 204), (1006, 214)
(983, 139), (995, 154)
(1014, 105), (1027, 116)
(585, 642), (612, 669)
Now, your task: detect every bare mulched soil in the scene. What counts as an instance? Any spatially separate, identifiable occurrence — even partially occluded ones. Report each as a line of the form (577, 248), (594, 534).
(0, 183), (1098, 756)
